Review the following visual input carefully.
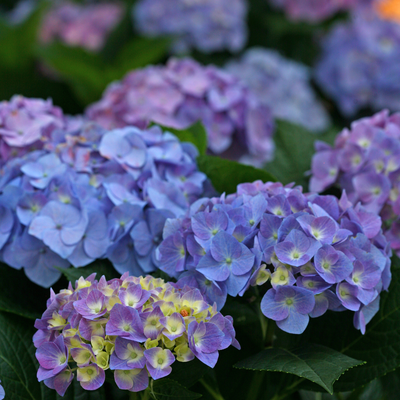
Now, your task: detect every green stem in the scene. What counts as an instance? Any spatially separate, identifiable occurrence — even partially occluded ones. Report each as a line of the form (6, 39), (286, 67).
(245, 371), (265, 400)
(336, 393), (345, 400)
(199, 378), (225, 400)
(129, 389), (150, 400)
(315, 393), (322, 400)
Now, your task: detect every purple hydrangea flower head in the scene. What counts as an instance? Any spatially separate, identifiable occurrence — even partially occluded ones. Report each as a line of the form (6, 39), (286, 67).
(34, 273), (239, 396)
(0, 116), (208, 286)
(310, 110), (400, 257)
(133, 0), (247, 53)
(315, 6), (400, 115)
(159, 180), (391, 334)
(0, 95), (65, 164)
(270, 0), (368, 22)
(226, 48), (331, 132)
(40, 2), (124, 52)
(85, 58), (275, 166)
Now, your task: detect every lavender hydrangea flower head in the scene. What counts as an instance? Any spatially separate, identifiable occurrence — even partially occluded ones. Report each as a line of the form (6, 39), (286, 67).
(40, 1), (124, 52)
(310, 110), (400, 256)
(0, 118), (208, 287)
(86, 57), (275, 166)
(269, 0), (368, 23)
(133, 0), (247, 53)
(34, 273), (239, 396)
(159, 180), (391, 334)
(315, 6), (400, 116)
(226, 48), (331, 133)
(0, 95), (65, 165)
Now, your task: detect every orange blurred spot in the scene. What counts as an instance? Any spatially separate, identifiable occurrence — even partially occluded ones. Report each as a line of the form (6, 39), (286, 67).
(180, 310), (189, 317)
(376, 0), (400, 23)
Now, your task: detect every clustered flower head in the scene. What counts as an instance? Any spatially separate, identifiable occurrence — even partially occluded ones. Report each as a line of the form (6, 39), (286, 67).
(269, 0), (368, 23)
(226, 48), (331, 133)
(0, 95), (65, 165)
(315, 4), (400, 116)
(0, 100), (208, 287)
(86, 57), (275, 167)
(133, 0), (247, 53)
(34, 273), (239, 396)
(310, 110), (400, 256)
(40, 1), (123, 52)
(158, 180), (391, 334)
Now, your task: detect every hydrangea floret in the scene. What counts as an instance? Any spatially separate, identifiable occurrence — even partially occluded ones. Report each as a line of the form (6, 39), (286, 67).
(315, 4), (400, 116)
(226, 48), (331, 133)
(0, 106), (208, 287)
(269, 0), (368, 23)
(133, 0), (247, 53)
(40, 1), (123, 52)
(34, 273), (239, 396)
(309, 109), (400, 256)
(158, 180), (391, 334)
(85, 57), (275, 167)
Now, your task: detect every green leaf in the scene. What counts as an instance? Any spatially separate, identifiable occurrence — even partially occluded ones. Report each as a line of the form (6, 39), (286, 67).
(167, 359), (211, 388)
(56, 260), (120, 284)
(264, 120), (339, 188)
(36, 43), (110, 105)
(151, 379), (202, 400)
(113, 36), (170, 75)
(288, 256), (400, 393)
(197, 155), (276, 195)
(234, 344), (364, 394)
(0, 2), (47, 68)
(153, 121), (207, 155)
(0, 311), (42, 400)
(0, 263), (50, 320)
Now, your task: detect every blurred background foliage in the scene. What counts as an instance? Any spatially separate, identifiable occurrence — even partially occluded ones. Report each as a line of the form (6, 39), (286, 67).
(0, 0), (356, 128)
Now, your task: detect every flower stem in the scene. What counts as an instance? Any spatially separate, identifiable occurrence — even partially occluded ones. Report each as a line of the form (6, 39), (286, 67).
(199, 378), (225, 400)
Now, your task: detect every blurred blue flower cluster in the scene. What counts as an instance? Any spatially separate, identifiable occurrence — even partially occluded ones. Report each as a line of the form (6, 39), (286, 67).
(133, 0), (247, 53)
(158, 180), (391, 334)
(0, 96), (209, 287)
(316, 5), (400, 116)
(226, 48), (331, 133)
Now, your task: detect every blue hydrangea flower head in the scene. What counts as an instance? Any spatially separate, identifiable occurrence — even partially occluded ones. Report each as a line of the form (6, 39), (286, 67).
(0, 117), (208, 287)
(133, 0), (247, 53)
(315, 5), (400, 115)
(226, 48), (331, 132)
(158, 180), (391, 334)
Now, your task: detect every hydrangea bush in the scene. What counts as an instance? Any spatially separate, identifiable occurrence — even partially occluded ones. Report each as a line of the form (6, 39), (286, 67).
(315, 3), (400, 116)
(133, 0), (247, 53)
(85, 58), (275, 167)
(226, 48), (331, 133)
(40, 1), (123, 52)
(158, 180), (391, 334)
(0, 98), (208, 287)
(310, 110), (400, 256)
(34, 273), (239, 396)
